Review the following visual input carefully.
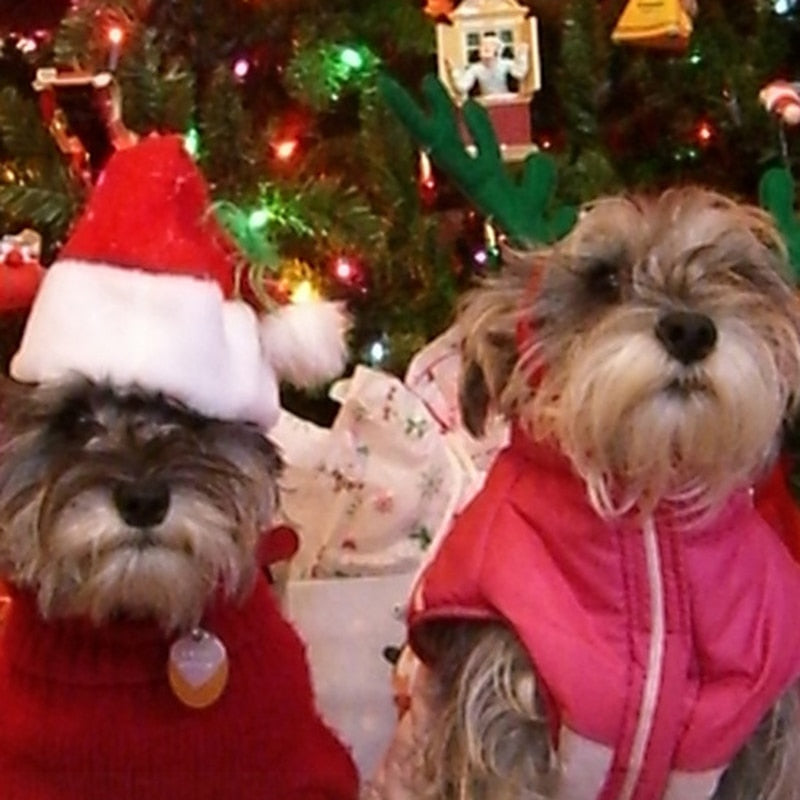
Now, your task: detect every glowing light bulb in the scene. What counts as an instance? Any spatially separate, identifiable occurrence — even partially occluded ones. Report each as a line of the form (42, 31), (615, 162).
(274, 138), (299, 161)
(291, 280), (319, 304)
(183, 127), (200, 158)
(340, 47), (364, 70)
(108, 26), (124, 45)
(233, 58), (250, 79)
(696, 121), (714, 144)
(334, 256), (355, 282)
(368, 339), (386, 364)
(15, 37), (37, 54)
(248, 208), (270, 230)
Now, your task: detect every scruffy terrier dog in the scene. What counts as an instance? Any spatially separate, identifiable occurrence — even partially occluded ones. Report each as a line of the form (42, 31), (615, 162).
(0, 377), (358, 799)
(0, 379), (279, 634)
(0, 133), (358, 800)
(374, 188), (800, 800)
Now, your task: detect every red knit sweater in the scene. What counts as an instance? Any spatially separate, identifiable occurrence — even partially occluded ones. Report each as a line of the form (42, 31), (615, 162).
(0, 575), (358, 800)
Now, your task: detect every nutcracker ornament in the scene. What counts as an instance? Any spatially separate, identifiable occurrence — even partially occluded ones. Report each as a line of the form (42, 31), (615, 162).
(435, 0), (541, 161)
(33, 67), (138, 185)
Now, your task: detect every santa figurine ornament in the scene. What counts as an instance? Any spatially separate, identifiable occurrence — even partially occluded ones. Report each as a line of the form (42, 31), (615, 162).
(760, 79), (800, 128)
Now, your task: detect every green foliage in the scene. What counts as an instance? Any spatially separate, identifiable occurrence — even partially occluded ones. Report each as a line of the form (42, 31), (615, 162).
(285, 40), (380, 113)
(116, 28), (195, 134)
(0, 184), (79, 240)
(0, 87), (81, 253)
(558, 0), (609, 147)
(0, 87), (57, 160)
(196, 66), (255, 190)
(212, 200), (281, 272)
(53, 0), (139, 72)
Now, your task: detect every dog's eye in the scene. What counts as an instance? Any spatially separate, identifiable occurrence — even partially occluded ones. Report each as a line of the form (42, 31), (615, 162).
(584, 261), (621, 302)
(51, 399), (103, 441)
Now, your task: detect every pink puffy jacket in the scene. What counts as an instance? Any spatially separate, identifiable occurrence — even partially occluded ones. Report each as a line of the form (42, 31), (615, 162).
(408, 430), (800, 800)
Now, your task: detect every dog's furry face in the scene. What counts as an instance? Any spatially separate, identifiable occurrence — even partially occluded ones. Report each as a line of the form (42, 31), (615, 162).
(0, 379), (280, 633)
(459, 188), (800, 516)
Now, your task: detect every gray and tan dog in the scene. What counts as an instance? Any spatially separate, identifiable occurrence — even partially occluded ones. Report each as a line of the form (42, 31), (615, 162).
(373, 188), (800, 800)
(0, 134), (357, 800)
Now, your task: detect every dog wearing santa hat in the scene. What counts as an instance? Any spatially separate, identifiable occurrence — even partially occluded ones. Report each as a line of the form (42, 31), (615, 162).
(0, 134), (358, 800)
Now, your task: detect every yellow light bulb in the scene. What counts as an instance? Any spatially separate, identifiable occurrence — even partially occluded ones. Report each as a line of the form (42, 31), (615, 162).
(291, 280), (319, 304)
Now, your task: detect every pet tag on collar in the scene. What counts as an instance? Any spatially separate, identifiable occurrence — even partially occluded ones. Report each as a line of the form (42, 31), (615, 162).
(168, 628), (228, 709)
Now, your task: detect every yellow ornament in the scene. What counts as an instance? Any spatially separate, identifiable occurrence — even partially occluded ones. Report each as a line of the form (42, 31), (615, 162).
(612, 0), (695, 52)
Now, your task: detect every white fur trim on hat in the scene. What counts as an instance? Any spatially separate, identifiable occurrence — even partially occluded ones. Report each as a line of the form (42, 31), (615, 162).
(260, 300), (349, 388)
(10, 259), (281, 428)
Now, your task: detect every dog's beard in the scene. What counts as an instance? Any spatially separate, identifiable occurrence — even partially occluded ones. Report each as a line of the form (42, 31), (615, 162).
(524, 308), (796, 517)
(0, 381), (279, 633)
(27, 488), (257, 632)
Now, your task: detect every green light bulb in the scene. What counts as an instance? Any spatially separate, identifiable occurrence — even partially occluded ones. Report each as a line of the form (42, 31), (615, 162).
(248, 208), (270, 230)
(184, 127), (200, 158)
(340, 47), (364, 70)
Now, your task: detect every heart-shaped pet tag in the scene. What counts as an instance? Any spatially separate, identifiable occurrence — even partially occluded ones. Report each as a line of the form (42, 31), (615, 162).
(168, 628), (228, 709)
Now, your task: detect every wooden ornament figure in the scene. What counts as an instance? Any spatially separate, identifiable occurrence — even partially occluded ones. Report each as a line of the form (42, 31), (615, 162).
(435, 0), (541, 162)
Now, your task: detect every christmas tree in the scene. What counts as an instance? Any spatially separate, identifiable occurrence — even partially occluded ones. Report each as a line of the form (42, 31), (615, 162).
(0, 0), (799, 420)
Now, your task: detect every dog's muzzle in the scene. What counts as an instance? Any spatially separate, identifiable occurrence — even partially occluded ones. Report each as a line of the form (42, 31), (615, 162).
(655, 310), (717, 365)
(112, 479), (171, 528)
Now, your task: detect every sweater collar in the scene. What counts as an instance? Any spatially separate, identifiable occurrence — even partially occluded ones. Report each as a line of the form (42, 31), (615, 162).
(0, 575), (270, 686)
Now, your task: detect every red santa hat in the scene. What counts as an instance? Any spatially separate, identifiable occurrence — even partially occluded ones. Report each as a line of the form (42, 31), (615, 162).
(10, 134), (349, 429)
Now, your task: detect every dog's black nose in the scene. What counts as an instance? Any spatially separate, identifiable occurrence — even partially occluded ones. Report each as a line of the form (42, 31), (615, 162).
(655, 311), (717, 365)
(113, 480), (170, 528)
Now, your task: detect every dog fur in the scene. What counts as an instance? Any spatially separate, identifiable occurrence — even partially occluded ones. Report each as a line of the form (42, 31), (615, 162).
(0, 377), (358, 799)
(0, 378), (280, 633)
(373, 187), (800, 800)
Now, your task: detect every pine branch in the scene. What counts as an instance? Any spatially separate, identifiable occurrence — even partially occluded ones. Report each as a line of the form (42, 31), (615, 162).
(0, 88), (55, 160)
(283, 177), (388, 254)
(197, 66), (256, 190)
(116, 28), (195, 134)
(117, 28), (166, 130)
(558, 0), (608, 148)
(54, 0), (141, 73)
(0, 183), (80, 241)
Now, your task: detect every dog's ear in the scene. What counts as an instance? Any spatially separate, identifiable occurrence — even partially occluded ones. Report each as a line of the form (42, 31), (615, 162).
(459, 331), (518, 437)
(456, 254), (539, 437)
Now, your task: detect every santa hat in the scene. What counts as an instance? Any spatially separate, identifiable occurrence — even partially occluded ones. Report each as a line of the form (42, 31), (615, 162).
(10, 134), (348, 429)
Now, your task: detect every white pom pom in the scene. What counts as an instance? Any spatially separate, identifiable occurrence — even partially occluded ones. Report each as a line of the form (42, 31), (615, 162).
(260, 301), (349, 387)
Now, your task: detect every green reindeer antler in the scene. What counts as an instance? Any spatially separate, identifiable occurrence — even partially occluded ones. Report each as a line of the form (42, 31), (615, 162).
(759, 166), (800, 283)
(378, 73), (576, 249)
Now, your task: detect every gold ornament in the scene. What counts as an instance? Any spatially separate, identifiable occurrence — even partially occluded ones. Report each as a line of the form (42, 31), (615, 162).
(612, 0), (696, 52)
